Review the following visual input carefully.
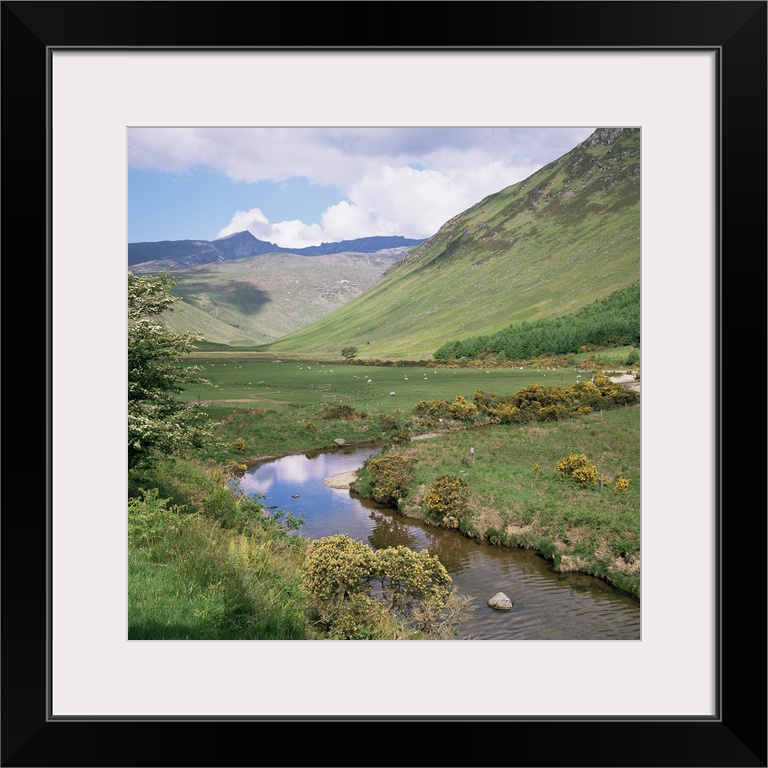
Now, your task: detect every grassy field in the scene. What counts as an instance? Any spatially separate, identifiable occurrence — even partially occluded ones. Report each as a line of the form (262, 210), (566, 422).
(182, 356), (613, 460)
(182, 355), (615, 414)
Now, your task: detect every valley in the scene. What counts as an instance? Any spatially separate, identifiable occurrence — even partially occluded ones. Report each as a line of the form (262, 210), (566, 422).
(128, 127), (642, 641)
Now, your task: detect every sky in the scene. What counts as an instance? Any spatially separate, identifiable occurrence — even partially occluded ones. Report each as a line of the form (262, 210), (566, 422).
(128, 127), (596, 248)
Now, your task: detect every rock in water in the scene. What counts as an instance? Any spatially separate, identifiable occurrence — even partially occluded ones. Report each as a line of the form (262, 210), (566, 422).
(488, 592), (514, 610)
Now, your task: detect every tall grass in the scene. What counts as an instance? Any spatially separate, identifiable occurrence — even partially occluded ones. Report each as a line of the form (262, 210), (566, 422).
(128, 457), (321, 640)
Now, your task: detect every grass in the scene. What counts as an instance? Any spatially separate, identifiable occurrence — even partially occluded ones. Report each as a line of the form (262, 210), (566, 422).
(179, 357), (628, 464)
(128, 458), (322, 640)
(181, 357), (597, 412)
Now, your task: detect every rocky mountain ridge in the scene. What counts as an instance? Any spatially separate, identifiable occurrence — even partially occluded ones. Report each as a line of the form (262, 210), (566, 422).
(128, 231), (425, 273)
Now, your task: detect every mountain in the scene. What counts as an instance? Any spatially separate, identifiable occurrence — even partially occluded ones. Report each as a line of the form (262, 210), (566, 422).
(145, 249), (406, 346)
(128, 231), (425, 272)
(264, 127), (640, 360)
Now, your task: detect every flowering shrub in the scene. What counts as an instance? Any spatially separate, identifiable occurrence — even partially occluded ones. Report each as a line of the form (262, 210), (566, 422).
(361, 454), (416, 507)
(389, 430), (412, 446)
(413, 395), (478, 425)
(412, 398), (452, 424)
(472, 376), (638, 425)
(302, 534), (376, 605)
(374, 546), (452, 633)
(128, 272), (214, 468)
(487, 403), (523, 424)
(448, 395), (478, 421)
(301, 534), (380, 638)
(424, 474), (470, 528)
(556, 454), (599, 487)
(301, 534), (453, 639)
(614, 476), (630, 492)
(572, 464), (599, 487)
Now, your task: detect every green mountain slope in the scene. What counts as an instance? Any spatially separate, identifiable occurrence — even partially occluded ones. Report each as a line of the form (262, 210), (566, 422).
(147, 250), (404, 345)
(265, 128), (640, 360)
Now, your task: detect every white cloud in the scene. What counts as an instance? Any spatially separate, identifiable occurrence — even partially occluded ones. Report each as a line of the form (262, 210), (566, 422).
(216, 158), (554, 247)
(216, 207), (272, 240)
(133, 127), (596, 247)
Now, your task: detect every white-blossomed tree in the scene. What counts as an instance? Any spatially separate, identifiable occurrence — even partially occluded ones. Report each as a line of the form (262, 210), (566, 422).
(128, 271), (214, 469)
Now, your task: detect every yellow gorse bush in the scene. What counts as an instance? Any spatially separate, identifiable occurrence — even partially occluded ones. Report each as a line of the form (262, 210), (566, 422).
(424, 473), (470, 528)
(614, 476), (631, 492)
(556, 453), (599, 487)
(301, 534), (453, 639)
(572, 464), (599, 487)
(448, 395), (478, 421)
(364, 454), (416, 507)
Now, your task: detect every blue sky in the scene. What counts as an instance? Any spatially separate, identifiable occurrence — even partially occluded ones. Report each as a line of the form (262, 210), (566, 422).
(128, 127), (596, 248)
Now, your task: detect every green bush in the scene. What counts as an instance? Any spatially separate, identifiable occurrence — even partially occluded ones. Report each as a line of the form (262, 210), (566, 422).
(321, 402), (359, 420)
(389, 430), (412, 446)
(377, 412), (398, 431)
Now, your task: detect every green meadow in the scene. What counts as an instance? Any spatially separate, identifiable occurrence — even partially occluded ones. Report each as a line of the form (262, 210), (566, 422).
(181, 356), (587, 413)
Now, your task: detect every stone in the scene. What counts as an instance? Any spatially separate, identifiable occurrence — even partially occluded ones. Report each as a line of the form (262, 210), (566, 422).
(487, 592), (514, 611)
(334, 438), (346, 446)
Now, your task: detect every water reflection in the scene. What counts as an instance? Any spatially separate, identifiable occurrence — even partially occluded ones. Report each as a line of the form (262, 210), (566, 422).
(238, 447), (640, 640)
(365, 509), (428, 552)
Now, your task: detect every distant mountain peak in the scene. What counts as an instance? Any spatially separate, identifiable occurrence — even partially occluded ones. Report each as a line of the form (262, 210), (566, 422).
(215, 230), (258, 242)
(129, 232), (426, 271)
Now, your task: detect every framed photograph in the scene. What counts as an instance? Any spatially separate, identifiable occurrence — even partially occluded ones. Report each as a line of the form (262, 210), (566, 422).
(6, 1), (765, 765)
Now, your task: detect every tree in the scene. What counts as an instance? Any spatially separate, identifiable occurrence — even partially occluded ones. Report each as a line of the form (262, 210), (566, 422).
(128, 271), (213, 468)
(340, 345), (358, 360)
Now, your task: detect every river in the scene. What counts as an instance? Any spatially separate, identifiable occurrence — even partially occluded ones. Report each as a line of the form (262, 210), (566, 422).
(236, 445), (640, 640)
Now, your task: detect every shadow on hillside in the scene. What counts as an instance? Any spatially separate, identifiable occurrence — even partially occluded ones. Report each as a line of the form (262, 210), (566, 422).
(176, 280), (271, 315)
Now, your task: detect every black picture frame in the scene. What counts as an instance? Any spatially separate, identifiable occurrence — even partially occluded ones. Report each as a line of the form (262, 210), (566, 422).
(4, 2), (765, 766)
